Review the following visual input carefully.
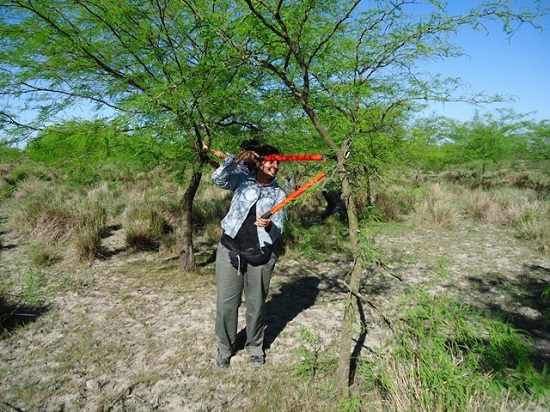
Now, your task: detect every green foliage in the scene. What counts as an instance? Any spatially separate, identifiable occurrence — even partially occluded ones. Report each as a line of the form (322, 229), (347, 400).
(403, 116), (452, 171)
(0, 141), (23, 162)
(25, 120), (164, 185)
(0, 0), (271, 175)
(294, 326), (336, 378)
(365, 291), (550, 411)
(284, 215), (349, 260)
(338, 395), (363, 412)
(523, 119), (550, 164)
(406, 111), (549, 179)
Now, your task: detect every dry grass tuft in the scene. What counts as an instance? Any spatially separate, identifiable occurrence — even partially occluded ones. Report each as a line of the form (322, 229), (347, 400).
(515, 220), (550, 253)
(374, 185), (417, 221)
(403, 182), (549, 253)
(11, 180), (108, 262)
(461, 190), (502, 224)
(123, 196), (172, 252)
(413, 183), (458, 229)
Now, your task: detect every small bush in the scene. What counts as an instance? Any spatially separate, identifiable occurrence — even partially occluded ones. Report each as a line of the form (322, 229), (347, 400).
(123, 197), (172, 252)
(414, 184), (458, 229)
(73, 226), (105, 263)
(505, 171), (550, 193)
(374, 185), (417, 221)
(461, 190), (502, 224)
(515, 220), (550, 253)
(283, 216), (349, 260)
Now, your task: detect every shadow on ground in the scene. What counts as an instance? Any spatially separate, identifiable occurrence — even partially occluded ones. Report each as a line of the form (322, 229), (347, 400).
(234, 275), (321, 353)
(0, 298), (50, 338)
(467, 263), (550, 371)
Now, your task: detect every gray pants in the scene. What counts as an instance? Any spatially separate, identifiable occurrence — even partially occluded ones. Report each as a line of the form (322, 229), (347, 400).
(215, 242), (277, 358)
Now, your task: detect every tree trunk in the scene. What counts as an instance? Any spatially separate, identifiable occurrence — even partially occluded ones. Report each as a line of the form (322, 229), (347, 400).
(299, 104), (365, 398)
(179, 170), (203, 272)
(479, 160), (485, 186)
(336, 171), (364, 398)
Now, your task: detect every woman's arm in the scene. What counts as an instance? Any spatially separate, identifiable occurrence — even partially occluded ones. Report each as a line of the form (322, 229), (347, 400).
(202, 141), (228, 160)
(211, 156), (240, 190)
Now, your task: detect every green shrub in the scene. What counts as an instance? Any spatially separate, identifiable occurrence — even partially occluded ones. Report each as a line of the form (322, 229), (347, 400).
(363, 291), (549, 411)
(283, 215), (349, 260)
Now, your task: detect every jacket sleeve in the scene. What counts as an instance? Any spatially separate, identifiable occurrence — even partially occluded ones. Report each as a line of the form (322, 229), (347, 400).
(211, 156), (241, 190)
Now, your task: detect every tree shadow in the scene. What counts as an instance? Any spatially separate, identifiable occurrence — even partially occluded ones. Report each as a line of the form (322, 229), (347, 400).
(0, 242), (17, 250)
(349, 299), (368, 385)
(0, 228), (17, 251)
(319, 271), (385, 385)
(234, 275), (321, 353)
(1, 298), (50, 337)
(99, 224), (128, 258)
(466, 263), (550, 371)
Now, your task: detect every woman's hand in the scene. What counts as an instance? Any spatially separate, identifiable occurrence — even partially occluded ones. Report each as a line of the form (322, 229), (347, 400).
(235, 150), (259, 164)
(255, 217), (272, 229)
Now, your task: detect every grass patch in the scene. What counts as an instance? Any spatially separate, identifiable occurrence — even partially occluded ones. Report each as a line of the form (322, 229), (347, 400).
(27, 243), (63, 267)
(294, 326), (337, 378)
(283, 215), (350, 260)
(413, 183), (459, 229)
(362, 290), (550, 411)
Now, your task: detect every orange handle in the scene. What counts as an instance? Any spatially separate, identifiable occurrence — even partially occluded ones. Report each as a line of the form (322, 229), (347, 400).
(261, 154), (326, 162)
(261, 171), (326, 218)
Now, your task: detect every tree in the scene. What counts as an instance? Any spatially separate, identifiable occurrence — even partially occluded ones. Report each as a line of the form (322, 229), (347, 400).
(403, 115), (454, 172)
(523, 119), (550, 165)
(209, 0), (545, 397)
(1, 0), (545, 399)
(25, 119), (167, 184)
(442, 109), (533, 182)
(0, 0), (263, 271)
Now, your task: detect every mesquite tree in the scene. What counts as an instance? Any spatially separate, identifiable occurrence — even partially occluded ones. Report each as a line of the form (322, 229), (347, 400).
(209, 0), (544, 397)
(1, 0), (545, 399)
(0, 0), (261, 271)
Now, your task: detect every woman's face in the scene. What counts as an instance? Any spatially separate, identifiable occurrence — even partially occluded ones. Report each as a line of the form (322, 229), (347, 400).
(257, 159), (279, 180)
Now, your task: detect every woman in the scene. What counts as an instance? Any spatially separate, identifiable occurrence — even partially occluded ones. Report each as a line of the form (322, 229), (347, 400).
(211, 144), (287, 368)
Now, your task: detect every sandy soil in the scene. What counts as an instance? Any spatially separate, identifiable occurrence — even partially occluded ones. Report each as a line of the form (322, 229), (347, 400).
(1, 210), (549, 411)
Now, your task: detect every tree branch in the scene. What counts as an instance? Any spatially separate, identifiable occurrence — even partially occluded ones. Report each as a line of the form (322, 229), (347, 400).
(337, 278), (395, 333)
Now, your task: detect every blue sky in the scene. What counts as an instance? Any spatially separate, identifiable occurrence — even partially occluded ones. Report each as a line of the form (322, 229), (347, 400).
(2, 1), (548, 131)
(418, 1), (550, 122)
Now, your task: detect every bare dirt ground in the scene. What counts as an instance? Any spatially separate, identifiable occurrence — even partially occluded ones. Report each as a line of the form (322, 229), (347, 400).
(1, 204), (549, 411)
